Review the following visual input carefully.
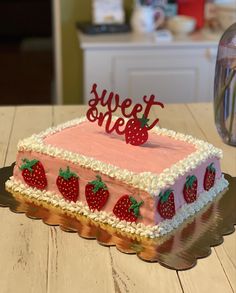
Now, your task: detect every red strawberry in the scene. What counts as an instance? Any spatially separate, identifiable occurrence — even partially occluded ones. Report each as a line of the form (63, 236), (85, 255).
(20, 158), (47, 190)
(56, 166), (79, 202)
(157, 190), (175, 219)
(183, 175), (198, 203)
(85, 175), (109, 211)
(125, 115), (149, 146)
(113, 195), (143, 222)
(204, 163), (216, 191)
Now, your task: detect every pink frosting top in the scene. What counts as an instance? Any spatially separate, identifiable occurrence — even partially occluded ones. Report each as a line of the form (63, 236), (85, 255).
(44, 121), (196, 174)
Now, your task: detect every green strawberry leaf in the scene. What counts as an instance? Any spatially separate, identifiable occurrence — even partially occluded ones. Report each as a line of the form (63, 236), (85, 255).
(158, 191), (163, 199)
(129, 196), (144, 217)
(130, 196), (138, 205)
(20, 159), (39, 173)
(208, 163), (216, 173)
(90, 175), (107, 193)
(186, 175), (197, 189)
(159, 189), (173, 204)
(186, 176), (190, 189)
(59, 166), (78, 180)
(138, 115), (149, 128)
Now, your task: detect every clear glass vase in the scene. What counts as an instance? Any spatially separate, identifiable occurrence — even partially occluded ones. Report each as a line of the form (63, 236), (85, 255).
(214, 23), (236, 146)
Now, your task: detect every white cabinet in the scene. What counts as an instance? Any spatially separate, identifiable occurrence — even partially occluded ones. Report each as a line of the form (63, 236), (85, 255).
(79, 32), (219, 103)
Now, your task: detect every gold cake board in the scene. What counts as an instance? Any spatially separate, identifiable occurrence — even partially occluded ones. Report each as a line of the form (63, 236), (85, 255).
(0, 163), (235, 270)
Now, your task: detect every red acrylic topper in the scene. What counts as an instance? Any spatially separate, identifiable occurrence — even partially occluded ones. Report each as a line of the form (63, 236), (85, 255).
(86, 83), (164, 146)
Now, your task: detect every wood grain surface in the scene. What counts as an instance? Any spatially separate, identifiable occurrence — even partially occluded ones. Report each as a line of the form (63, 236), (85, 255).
(0, 105), (235, 293)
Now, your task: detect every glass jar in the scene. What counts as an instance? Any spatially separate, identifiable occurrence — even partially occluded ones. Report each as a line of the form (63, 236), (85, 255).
(214, 23), (236, 146)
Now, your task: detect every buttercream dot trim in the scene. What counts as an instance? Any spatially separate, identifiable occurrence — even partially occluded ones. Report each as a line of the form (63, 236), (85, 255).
(17, 117), (223, 197)
(5, 175), (228, 238)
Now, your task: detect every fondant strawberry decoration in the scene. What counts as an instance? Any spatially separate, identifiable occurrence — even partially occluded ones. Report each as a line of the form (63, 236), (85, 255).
(125, 115), (149, 146)
(85, 175), (109, 211)
(20, 159), (47, 190)
(56, 167), (79, 202)
(183, 175), (198, 203)
(204, 163), (216, 191)
(157, 190), (175, 219)
(113, 195), (143, 222)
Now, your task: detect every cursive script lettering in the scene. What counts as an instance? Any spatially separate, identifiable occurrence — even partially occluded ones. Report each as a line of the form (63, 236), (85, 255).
(86, 83), (164, 143)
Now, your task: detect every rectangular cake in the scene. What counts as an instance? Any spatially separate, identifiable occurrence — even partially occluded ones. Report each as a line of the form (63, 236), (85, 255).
(5, 117), (228, 238)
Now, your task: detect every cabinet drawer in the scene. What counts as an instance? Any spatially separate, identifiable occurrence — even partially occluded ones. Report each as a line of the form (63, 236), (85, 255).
(113, 53), (211, 103)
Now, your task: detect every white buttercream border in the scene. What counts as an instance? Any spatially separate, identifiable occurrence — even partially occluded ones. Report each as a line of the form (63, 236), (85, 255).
(5, 175), (229, 238)
(17, 117), (223, 196)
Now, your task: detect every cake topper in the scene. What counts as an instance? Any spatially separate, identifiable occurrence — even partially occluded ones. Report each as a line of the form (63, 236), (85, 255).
(86, 83), (164, 146)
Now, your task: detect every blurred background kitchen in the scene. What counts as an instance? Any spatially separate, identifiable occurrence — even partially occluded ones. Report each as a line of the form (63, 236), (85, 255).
(0, 0), (235, 105)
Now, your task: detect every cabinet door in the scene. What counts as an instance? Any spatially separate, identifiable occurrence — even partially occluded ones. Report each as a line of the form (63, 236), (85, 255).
(112, 50), (213, 103)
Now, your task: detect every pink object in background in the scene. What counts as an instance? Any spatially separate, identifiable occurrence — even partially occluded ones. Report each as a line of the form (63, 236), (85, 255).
(177, 0), (205, 29)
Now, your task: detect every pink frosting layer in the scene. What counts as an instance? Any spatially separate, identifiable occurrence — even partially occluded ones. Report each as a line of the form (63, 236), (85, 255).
(13, 151), (221, 226)
(154, 157), (221, 223)
(43, 121), (196, 174)
(14, 151), (155, 225)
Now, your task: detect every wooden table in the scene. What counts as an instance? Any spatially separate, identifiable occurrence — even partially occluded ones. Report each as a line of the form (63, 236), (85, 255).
(0, 104), (235, 293)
